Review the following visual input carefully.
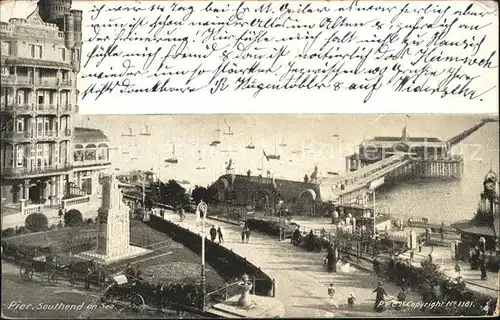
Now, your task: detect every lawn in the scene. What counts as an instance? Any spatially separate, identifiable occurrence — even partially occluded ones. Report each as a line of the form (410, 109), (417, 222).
(3, 219), (226, 290)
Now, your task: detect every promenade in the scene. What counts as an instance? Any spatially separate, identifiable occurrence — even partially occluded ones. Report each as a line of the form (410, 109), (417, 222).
(156, 211), (431, 317)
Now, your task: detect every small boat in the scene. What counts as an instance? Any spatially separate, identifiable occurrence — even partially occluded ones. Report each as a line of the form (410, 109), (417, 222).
(279, 134), (287, 147)
(246, 135), (255, 149)
(196, 166), (206, 170)
(139, 124), (151, 136)
(266, 137), (281, 160)
(210, 129), (221, 146)
(291, 150), (302, 154)
(122, 151), (130, 155)
(289, 160), (293, 162)
(131, 157), (139, 160)
(121, 125), (135, 137)
(223, 118), (234, 136)
(165, 144), (178, 164)
(327, 171), (339, 175)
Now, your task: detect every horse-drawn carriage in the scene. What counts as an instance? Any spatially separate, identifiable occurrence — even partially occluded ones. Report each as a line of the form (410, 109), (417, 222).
(100, 274), (167, 312)
(19, 255), (59, 285)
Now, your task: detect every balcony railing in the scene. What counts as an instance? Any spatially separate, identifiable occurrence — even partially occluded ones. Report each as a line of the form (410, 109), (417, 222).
(1, 163), (72, 177)
(63, 129), (72, 136)
(0, 103), (33, 112)
(73, 158), (111, 168)
(35, 130), (58, 138)
(1, 104), (72, 113)
(37, 78), (72, 86)
(1, 75), (34, 85)
(62, 195), (90, 209)
(59, 104), (72, 113)
(1, 131), (31, 139)
(36, 104), (57, 112)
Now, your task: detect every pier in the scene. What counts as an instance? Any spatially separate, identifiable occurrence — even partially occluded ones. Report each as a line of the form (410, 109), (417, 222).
(337, 120), (492, 204)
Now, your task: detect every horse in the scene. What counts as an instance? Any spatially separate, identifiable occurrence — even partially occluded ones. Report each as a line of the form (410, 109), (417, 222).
(64, 259), (102, 288)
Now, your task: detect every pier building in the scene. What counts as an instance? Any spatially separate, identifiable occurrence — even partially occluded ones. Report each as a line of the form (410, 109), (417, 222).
(1, 1), (111, 229)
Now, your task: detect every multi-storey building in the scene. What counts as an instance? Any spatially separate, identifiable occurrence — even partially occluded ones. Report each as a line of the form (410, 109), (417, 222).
(1, 1), (111, 228)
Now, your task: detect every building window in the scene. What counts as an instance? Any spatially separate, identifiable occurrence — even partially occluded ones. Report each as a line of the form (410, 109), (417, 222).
(16, 145), (24, 167)
(2, 41), (11, 55)
(60, 48), (66, 61)
(76, 49), (80, 61)
(36, 45), (43, 58)
(16, 118), (24, 132)
(29, 44), (35, 58)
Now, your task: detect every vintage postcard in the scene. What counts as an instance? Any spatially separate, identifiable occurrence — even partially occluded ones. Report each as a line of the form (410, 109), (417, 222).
(1, 0), (499, 319)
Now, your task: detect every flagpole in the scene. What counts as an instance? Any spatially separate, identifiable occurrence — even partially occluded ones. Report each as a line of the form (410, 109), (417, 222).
(262, 150), (264, 174)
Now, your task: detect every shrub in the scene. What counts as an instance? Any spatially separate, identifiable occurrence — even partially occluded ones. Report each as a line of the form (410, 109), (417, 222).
(86, 218), (94, 224)
(64, 209), (83, 227)
(49, 224), (58, 230)
(25, 213), (49, 232)
(16, 226), (28, 235)
(2, 228), (16, 238)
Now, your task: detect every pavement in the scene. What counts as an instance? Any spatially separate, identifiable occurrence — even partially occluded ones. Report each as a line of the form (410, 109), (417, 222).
(157, 210), (433, 317)
(209, 213), (499, 296)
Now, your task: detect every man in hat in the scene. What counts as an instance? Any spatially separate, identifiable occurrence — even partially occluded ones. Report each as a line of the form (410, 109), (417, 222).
(373, 281), (388, 312)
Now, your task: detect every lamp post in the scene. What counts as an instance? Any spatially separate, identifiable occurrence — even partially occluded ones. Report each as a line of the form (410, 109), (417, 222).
(197, 200), (208, 310)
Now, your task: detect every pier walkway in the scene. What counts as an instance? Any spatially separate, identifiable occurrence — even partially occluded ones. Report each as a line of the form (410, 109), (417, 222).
(155, 210), (431, 317)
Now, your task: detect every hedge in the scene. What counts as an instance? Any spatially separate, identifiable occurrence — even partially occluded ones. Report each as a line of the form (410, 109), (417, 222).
(374, 256), (498, 316)
(64, 209), (83, 227)
(25, 213), (49, 232)
(147, 215), (274, 298)
(2, 228), (16, 238)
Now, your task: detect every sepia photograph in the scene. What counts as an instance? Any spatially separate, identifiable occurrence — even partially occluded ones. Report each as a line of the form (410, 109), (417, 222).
(1, 0), (499, 319)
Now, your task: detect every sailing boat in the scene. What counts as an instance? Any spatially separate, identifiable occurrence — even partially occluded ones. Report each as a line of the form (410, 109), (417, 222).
(266, 137), (281, 160)
(292, 142), (302, 154)
(332, 127), (339, 138)
(223, 118), (234, 135)
(121, 125), (135, 136)
(279, 134), (287, 147)
(210, 129), (221, 146)
(165, 144), (178, 164)
(139, 124), (151, 136)
(246, 135), (255, 149)
(196, 149), (206, 170)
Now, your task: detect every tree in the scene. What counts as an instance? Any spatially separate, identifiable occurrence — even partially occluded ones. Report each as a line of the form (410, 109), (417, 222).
(192, 186), (208, 204)
(64, 209), (83, 227)
(163, 179), (189, 207)
(25, 213), (49, 232)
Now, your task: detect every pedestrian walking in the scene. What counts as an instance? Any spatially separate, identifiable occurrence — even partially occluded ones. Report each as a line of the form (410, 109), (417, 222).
(160, 209), (165, 219)
(480, 255), (487, 280)
(373, 281), (388, 312)
(439, 226), (444, 242)
(418, 240), (423, 253)
(217, 226), (224, 243)
(347, 292), (356, 308)
(455, 262), (461, 275)
(327, 283), (338, 307)
(241, 225), (246, 243)
(410, 249), (414, 262)
(209, 226), (217, 242)
(245, 226), (251, 243)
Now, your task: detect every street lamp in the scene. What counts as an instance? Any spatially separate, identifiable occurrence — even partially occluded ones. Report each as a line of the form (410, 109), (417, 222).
(196, 200), (208, 310)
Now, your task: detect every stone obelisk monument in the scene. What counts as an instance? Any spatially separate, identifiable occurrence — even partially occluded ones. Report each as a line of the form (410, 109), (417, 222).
(80, 174), (150, 264)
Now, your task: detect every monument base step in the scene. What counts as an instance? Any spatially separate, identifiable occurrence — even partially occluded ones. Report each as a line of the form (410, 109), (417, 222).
(77, 245), (152, 265)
